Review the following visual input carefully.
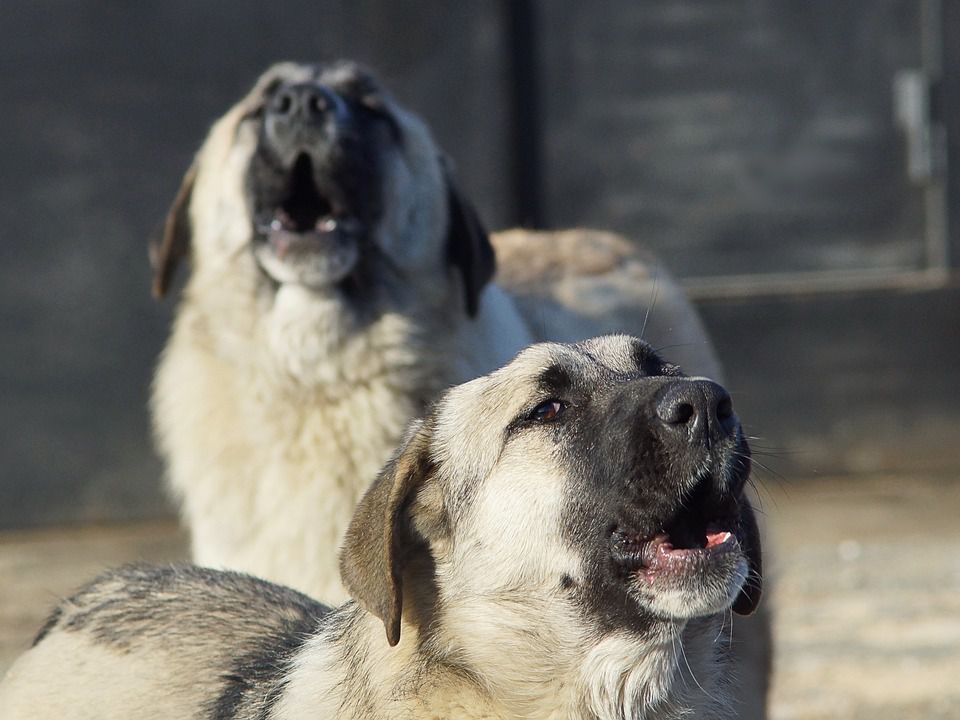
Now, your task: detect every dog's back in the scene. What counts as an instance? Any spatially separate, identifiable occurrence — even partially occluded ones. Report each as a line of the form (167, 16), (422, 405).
(0, 565), (329, 720)
(493, 228), (724, 380)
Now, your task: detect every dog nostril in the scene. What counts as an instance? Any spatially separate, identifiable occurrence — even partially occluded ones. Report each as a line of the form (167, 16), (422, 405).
(656, 384), (699, 427)
(308, 93), (329, 115)
(656, 380), (736, 440)
(275, 93), (294, 115)
(270, 85), (337, 121)
(671, 402), (695, 425)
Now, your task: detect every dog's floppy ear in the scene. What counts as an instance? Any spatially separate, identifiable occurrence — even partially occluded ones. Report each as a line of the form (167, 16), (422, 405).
(149, 162), (197, 299)
(732, 496), (763, 615)
(340, 419), (434, 646)
(442, 160), (495, 318)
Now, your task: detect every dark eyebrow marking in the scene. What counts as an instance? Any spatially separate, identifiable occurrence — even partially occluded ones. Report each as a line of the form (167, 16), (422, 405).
(630, 339), (675, 377)
(537, 363), (572, 396)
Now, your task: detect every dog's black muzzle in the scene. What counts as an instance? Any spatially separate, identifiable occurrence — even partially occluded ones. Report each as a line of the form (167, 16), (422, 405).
(576, 375), (762, 618)
(583, 375), (752, 557)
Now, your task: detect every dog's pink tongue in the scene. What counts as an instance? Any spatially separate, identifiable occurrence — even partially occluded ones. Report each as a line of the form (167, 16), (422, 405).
(705, 530), (732, 548)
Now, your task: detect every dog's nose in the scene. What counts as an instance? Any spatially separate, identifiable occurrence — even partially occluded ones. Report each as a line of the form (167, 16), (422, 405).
(655, 380), (737, 443)
(267, 83), (342, 126)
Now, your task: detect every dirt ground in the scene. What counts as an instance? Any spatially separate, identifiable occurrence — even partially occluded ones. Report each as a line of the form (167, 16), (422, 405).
(2, 473), (959, 718)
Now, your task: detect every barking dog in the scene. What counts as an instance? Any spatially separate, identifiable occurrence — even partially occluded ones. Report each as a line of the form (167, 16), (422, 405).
(150, 60), (723, 605)
(2, 337), (762, 720)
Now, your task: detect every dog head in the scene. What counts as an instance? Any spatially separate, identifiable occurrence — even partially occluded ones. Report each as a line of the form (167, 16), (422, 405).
(151, 61), (493, 317)
(341, 334), (762, 650)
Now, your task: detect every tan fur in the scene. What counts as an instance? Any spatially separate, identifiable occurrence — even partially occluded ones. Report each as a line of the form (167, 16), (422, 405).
(150, 62), (768, 715)
(3, 337), (754, 719)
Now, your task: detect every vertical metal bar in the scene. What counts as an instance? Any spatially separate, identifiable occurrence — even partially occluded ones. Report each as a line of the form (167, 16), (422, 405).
(502, 0), (545, 228)
(938, 0), (960, 268)
(919, 0), (950, 272)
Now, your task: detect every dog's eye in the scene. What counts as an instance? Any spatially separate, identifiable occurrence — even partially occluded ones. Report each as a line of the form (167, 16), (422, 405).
(529, 399), (566, 422)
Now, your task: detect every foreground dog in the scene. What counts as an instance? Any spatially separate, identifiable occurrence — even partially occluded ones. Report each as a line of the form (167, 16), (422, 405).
(2, 337), (762, 719)
(151, 60), (722, 604)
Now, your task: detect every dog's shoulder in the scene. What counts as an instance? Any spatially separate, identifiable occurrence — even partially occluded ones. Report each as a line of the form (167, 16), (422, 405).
(489, 228), (722, 379)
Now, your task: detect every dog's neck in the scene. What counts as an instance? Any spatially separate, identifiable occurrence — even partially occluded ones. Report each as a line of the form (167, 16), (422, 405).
(576, 622), (733, 719)
(275, 604), (730, 720)
(427, 593), (732, 720)
(253, 280), (533, 393)
(255, 283), (451, 394)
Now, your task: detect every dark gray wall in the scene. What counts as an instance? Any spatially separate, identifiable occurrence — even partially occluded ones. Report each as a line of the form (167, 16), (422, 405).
(539, 0), (928, 278)
(2, 1), (957, 528)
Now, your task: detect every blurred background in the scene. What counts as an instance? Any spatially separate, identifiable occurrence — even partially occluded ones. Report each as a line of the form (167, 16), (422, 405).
(2, 2), (959, 718)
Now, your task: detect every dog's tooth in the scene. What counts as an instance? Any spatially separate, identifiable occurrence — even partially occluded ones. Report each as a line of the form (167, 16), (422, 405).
(317, 217), (337, 233)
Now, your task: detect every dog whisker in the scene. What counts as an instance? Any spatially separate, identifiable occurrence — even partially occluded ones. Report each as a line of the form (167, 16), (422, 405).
(640, 267), (660, 343)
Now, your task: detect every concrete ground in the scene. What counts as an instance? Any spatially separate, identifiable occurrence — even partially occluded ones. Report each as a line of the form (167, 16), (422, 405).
(2, 473), (959, 718)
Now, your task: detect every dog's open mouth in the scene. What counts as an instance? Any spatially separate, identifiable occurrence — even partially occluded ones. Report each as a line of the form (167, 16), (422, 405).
(256, 153), (362, 257)
(252, 153), (363, 287)
(611, 519), (740, 582)
(611, 472), (745, 585)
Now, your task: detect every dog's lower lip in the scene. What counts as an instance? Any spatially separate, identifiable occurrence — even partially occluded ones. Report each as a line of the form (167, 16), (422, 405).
(612, 524), (739, 574)
(641, 532), (738, 577)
